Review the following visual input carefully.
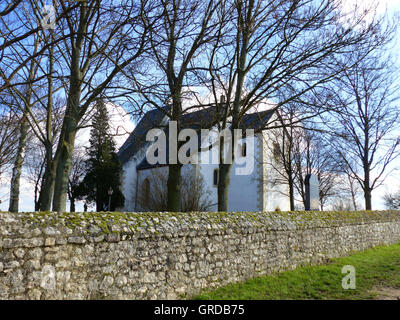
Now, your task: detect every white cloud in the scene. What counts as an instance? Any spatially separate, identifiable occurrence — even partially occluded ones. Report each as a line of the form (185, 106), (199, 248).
(75, 103), (135, 150)
(340, 0), (400, 18)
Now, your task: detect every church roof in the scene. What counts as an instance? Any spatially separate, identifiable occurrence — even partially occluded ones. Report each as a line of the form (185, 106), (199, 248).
(118, 106), (276, 165)
(240, 109), (276, 131)
(118, 107), (168, 164)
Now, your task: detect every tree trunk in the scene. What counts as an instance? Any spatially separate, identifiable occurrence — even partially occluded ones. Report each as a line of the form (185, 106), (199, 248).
(215, 0), (252, 212)
(364, 165), (372, 210)
(217, 163), (232, 212)
(52, 117), (77, 212)
(70, 197), (75, 212)
(34, 159), (45, 211)
(364, 188), (372, 211)
(351, 194), (358, 211)
(38, 144), (58, 211)
(39, 38), (55, 212)
(52, 33), (83, 212)
(38, 161), (56, 211)
(8, 115), (29, 213)
(348, 175), (358, 211)
(288, 174), (295, 211)
(96, 184), (103, 212)
(52, 52), (81, 212)
(167, 163), (182, 212)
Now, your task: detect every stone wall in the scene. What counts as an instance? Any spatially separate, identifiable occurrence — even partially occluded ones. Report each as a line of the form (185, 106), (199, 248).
(0, 211), (400, 300)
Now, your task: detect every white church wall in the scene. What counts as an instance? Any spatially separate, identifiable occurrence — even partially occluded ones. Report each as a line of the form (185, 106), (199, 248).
(120, 157), (139, 212)
(198, 163), (219, 211)
(198, 133), (261, 212)
(260, 121), (291, 212)
(197, 127), (220, 211)
(227, 135), (261, 212)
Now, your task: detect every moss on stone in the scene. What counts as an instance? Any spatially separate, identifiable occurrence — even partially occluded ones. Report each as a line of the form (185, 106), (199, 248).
(5, 210), (399, 238)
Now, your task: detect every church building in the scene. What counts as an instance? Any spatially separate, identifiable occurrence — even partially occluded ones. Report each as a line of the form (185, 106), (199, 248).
(118, 105), (290, 212)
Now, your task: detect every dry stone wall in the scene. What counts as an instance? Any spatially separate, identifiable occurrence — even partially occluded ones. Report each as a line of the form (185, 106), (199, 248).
(0, 211), (400, 300)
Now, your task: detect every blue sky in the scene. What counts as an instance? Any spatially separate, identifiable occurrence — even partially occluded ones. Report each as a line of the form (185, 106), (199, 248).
(368, 0), (400, 208)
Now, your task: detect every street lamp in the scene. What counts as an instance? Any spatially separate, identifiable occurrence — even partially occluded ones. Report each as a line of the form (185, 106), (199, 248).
(108, 187), (113, 211)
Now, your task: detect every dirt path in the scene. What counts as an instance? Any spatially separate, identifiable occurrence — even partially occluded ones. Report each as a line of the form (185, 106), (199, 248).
(372, 287), (400, 300)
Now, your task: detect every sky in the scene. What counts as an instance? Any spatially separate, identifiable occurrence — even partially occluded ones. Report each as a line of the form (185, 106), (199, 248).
(347, 0), (400, 209)
(1, 0), (400, 212)
(344, 0), (400, 14)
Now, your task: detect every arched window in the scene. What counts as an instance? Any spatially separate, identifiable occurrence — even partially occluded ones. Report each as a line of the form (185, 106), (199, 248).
(213, 169), (219, 186)
(241, 142), (247, 157)
(141, 178), (150, 207)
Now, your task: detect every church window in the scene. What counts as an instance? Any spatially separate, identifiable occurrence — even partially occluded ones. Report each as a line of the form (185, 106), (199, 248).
(241, 143), (247, 157)
(213, 169), (219, 186)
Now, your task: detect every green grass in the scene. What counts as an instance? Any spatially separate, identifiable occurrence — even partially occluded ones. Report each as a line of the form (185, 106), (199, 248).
(193, 243), (400, 300)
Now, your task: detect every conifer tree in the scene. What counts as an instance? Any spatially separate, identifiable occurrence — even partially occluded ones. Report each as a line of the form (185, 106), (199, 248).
(76, 100), (124, 211)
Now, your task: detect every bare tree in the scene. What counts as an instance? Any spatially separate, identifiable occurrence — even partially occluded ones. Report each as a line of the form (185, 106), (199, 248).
(4, 36), (42, 213)
(1, 0), (150, 212)
(49, 0), (149, 212)
(327, 50), (400, 210)
(384, 189), (400, 210)
(0, 1), (21, 17)
(131, 0), (224, 212)
(336, 163), (363, 211)
(200, 0), (387, 211)
(265, 112), (341, 211)
(293, 129), (343, 211)
(23, 101), (65, 212)
(331, 198), (354, 212)
(0, 2), (68, 212)
(264, 110), (300, 211)
(0, 108), (19, 182)
(1, 0), (149, 212)
(0, 1), (81, 92)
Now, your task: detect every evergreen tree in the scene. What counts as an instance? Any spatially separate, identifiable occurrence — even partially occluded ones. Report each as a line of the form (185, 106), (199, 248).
(76, 100), (124, 211)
